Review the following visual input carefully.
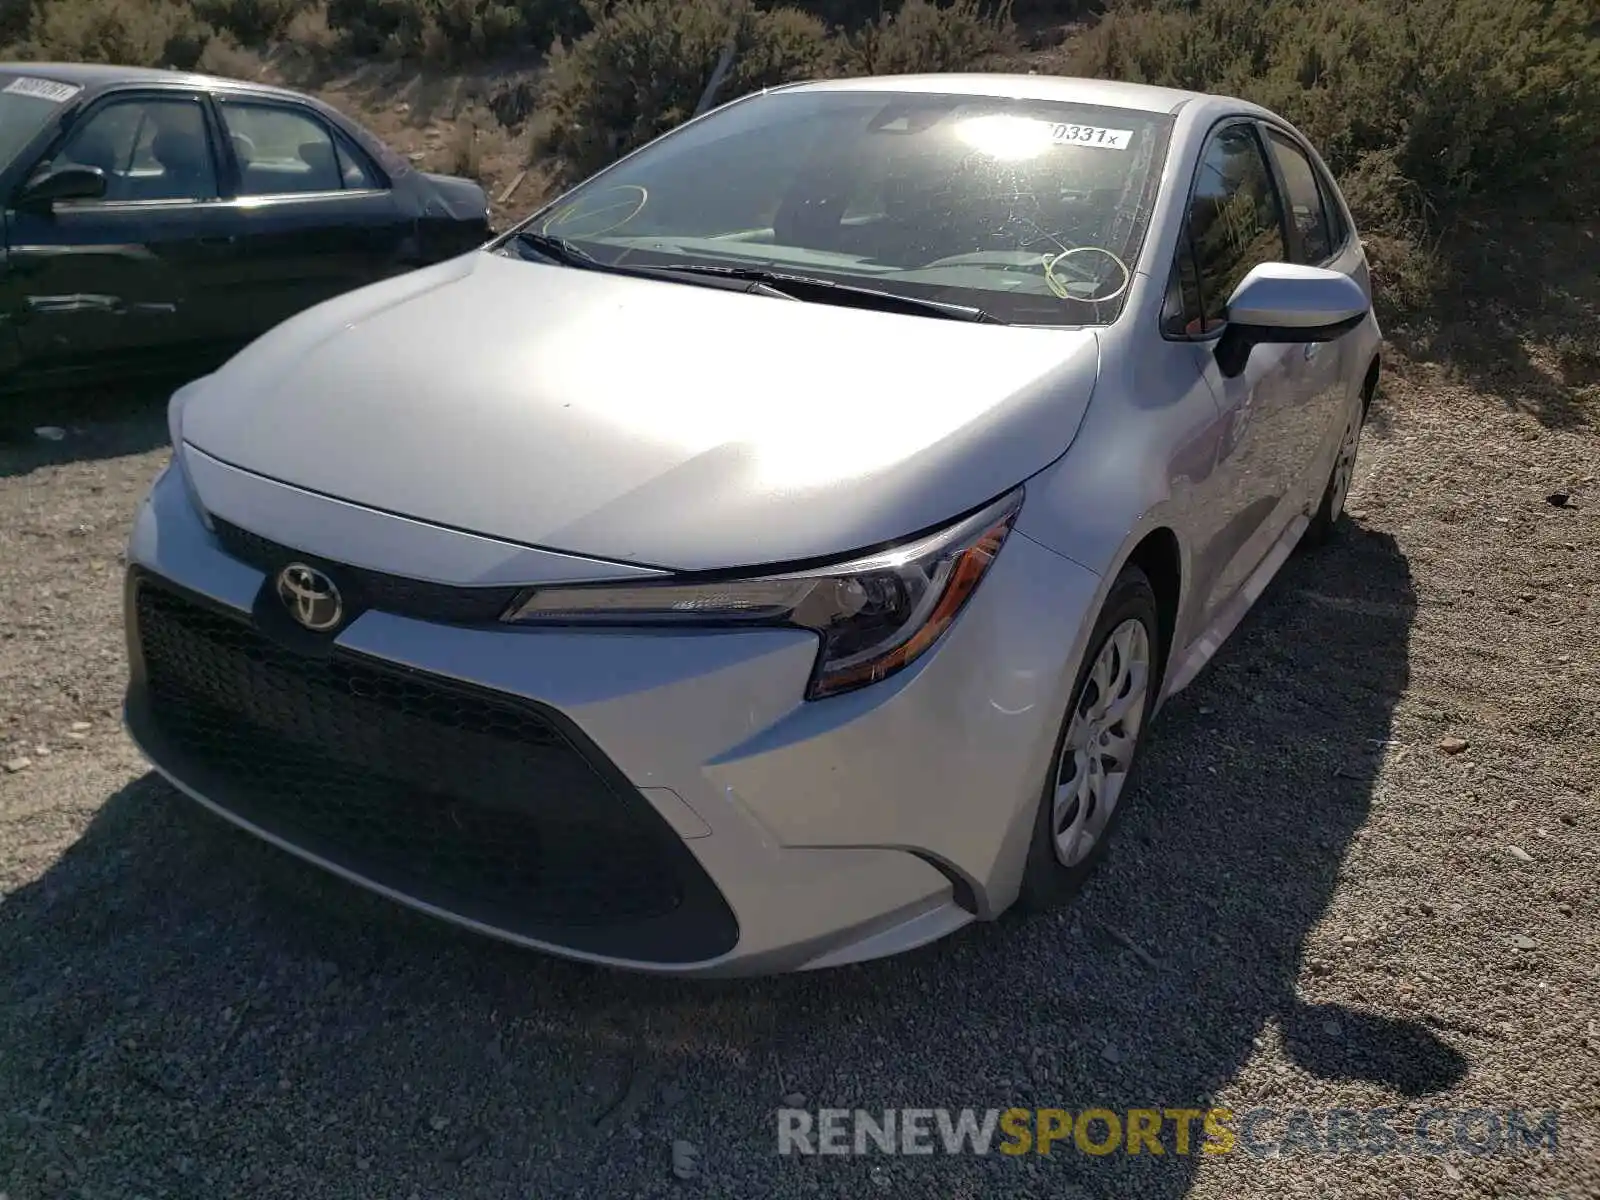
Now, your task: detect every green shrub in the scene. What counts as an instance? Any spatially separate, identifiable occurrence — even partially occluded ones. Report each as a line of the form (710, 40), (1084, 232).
(324, 0), (588, 59)
(0, 0), (32, 45)
(428, 0), (528, 56)
(533, 0), (831, 184)
(834, 0), (1015, 75)
(1072, 0), (1600, 224)
(432, 0), (586, 56)
(324, 0), (429, 54)
(1008, 0), (1096, 22)
(775, 0), (1076, 31)
(191, 0), (309, 43)
(14, 0), (214, 67)
(764, 0), (867, 27)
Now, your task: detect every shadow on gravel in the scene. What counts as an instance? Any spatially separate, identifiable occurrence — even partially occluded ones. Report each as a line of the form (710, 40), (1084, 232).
(1282, 1003), (1465, 1097)
(0, 523), (1454, 1198)
(0, 385), (171, 478)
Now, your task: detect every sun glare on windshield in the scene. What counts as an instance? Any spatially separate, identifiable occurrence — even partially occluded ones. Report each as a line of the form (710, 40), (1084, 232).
(951, 113), (1056, 162)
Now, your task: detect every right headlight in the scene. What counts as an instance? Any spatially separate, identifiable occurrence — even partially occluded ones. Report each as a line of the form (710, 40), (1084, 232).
(502, 489), (1023, 699)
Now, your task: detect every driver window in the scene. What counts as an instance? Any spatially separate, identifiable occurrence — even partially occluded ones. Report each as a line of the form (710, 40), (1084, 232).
(1186, 123), (1286, 330)
(48, 96), (218, 203)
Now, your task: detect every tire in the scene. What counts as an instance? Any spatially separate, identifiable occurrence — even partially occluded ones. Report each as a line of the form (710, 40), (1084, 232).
(1304, 395), (1366, 546)
(1018, 564), (1163, 910)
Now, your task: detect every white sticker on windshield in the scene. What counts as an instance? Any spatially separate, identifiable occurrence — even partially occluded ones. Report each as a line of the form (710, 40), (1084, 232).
(3, 76), (82, 104)
(1049, 123), (1133, 150)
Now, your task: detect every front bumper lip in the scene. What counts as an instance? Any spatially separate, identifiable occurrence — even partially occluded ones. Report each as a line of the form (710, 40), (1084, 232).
(127, 691), (973, 977)
(158, 755), (971, 976)
(123, 564), (973, 977)
(124, 461), (1102, 975)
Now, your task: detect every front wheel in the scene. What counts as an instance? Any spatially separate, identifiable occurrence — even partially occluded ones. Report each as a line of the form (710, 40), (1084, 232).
(1305, 403), (1363, 545)
(1018, 564), (1162, 909)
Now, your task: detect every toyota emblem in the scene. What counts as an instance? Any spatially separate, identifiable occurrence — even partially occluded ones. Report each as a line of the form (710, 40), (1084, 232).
(275, 562), (344, 632)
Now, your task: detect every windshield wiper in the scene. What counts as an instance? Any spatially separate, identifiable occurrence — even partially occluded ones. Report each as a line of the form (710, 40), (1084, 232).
(510, 231), (604, 269)
(507, 233), (794, 298)
(642, 264), (1003, 324)
(507, 237), (997, 322)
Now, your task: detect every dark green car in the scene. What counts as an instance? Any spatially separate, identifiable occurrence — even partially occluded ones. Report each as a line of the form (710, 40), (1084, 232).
(0, 63), (491, 393)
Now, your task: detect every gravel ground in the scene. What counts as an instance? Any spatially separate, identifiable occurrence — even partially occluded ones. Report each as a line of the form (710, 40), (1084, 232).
(1, 350), (1597, 1200)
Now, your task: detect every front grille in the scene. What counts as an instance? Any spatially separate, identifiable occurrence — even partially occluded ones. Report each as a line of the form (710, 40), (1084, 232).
(212, 518), (522, 625)
(128, 577), (737, 961)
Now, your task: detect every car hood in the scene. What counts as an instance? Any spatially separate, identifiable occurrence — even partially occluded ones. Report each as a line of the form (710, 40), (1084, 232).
(183, 251), (1101, 572)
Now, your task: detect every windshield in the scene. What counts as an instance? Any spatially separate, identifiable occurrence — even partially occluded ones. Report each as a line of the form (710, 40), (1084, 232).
(517, 89), (1174, 326)
(0, 74), (82, 172)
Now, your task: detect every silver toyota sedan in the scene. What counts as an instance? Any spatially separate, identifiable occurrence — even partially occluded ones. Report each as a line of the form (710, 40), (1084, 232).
(126, 74), (1381, 975)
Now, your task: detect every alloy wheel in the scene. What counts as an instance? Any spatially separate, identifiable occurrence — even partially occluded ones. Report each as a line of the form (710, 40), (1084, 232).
(1052, 618), (1151, 868)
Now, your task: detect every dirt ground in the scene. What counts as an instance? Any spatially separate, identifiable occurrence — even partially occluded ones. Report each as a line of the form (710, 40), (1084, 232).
(1, 222), (1598, 1197)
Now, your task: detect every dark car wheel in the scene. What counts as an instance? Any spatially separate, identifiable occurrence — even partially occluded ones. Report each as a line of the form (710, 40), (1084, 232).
(1018, 563), (1162, 909)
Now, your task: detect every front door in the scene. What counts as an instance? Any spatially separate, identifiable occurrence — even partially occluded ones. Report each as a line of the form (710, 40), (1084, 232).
(1171, 120), (1308, 623)
(4, 90), (244, 382)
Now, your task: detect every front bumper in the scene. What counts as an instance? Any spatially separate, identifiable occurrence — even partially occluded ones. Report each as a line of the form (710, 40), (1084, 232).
(125, 457), (1104, 975)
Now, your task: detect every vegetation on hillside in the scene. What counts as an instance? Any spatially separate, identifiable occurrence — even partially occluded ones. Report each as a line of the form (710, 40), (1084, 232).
(1059, 0), (1599, 315)
(2, 0), (1596, 328)
(529, 0), (1016, 182)
(1072, 0), (1600, 224)
(0, 0), (1082, 64)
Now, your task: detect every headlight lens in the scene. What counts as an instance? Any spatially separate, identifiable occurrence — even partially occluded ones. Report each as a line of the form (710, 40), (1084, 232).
(502, 489), (1023, 699)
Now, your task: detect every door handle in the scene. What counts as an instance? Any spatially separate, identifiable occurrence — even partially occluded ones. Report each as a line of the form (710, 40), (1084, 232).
(195, 234), (238, 250)
(1303, 342), (1319, 362)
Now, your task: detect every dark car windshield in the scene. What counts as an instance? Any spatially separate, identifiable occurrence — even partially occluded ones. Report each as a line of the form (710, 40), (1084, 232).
(517, 89), (1174, 325)
(0, 73), (82, 171)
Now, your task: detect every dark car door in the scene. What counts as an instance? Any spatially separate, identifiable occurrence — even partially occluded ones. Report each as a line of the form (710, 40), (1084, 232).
(212, 93), (415, 330)
(0, 72), (91, 381)
(3, 89), (247, 380)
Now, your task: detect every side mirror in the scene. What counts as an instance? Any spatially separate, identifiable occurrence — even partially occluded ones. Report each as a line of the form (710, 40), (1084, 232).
(1214, 262), (1369, 378)
(17, 164), (107, 210)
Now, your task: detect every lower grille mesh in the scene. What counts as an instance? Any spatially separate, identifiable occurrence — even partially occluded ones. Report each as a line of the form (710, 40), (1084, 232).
(130, 579), (736, 956)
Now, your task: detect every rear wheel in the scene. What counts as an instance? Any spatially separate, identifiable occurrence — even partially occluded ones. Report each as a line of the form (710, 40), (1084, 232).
(1018, 564), (1161, 909)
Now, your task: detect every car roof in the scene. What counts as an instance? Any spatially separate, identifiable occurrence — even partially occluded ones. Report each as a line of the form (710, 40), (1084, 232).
(780, 73), (1257, 119)
(0, 61), (317, 104)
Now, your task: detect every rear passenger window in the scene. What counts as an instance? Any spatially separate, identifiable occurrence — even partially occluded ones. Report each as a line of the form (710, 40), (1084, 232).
(333, 134), (379, 189)
(220, 102), (366, 196)
(1265, 130), (1335, 263)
